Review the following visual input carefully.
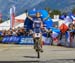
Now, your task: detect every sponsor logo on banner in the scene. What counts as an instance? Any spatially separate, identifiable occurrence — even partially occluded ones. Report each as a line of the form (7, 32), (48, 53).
(2, 36), (20, 43)
(20, 37), (34, 44)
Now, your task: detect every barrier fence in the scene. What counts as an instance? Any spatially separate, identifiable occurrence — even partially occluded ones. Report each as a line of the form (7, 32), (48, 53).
(0, 35), (75, 47)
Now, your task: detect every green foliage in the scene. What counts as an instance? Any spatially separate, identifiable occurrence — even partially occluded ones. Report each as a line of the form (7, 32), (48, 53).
(72, 8), (75, 14)
(45, 7), (51, 12)
(52, 10), (61, 15)
(45, 8), (62, 18)
(0, 19), (3, 23)
(50, 10), (61, 18)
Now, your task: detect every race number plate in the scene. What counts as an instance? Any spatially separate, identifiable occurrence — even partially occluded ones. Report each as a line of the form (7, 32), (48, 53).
(34, 33), (41, 38)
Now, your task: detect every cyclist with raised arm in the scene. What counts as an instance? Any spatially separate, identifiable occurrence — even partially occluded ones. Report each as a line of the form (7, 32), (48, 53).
(27, 12), (44, 52)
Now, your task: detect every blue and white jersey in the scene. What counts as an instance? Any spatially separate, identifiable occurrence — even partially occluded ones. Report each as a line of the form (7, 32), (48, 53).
(33, 20), (41, 33)
(34, 20), (41, 28)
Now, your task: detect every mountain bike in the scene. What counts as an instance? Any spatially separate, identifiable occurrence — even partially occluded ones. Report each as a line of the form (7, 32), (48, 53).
(34, 33), (42, 58)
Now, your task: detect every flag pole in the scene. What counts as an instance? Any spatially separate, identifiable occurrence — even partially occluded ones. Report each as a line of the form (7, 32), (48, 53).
(10, 5), (16, 30)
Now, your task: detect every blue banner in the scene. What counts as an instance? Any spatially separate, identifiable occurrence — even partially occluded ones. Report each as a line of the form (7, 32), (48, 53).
(2, 36), (50, 45)
(2, 36), (20, 43)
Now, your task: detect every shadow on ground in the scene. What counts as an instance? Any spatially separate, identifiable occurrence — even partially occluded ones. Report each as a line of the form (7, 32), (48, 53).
(23, 56), (38, 58)
(0, 59), (74, 63)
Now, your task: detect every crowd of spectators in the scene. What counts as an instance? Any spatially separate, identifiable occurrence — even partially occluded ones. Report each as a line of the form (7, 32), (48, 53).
(0, 27), (34, 37)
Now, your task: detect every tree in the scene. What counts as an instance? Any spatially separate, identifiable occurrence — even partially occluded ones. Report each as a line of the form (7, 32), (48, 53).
(45, 7), (51, 12)
(52, 10), (61, 15)
(0, 19), (3, 23)
(50, 9), (61, 18)
(72, 8), (75, 15)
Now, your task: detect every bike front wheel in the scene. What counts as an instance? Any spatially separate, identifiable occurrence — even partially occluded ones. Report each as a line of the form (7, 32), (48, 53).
(37, 49), (40, 58)
(35, 38), (40, 58)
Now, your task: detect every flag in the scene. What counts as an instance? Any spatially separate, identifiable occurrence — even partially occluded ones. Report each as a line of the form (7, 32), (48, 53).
(10, 5), (15, 29)
(59, 23), (68, 33)
(66, 31), (70, 43)
(71, 15), (75, 24)
(51, 31), (59, 45)
(51, 31), (59, 38)
(64, 16), (72, 23)
(33, 8), (36, 11)
(42, 33), (51, 45)
(59, 16), (72, 33)
(42, 36), (51, 45)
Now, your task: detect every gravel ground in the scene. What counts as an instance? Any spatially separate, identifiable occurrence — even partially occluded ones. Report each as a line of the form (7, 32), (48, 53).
(0, 44), (75, 63)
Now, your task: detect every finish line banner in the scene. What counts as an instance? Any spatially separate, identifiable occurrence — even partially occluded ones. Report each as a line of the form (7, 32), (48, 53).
(2, 36), (50, 45)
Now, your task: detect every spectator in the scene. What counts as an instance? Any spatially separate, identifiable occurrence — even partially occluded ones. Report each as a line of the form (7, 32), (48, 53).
(12, 29), (17, 36)
(28, 29), (33, 36)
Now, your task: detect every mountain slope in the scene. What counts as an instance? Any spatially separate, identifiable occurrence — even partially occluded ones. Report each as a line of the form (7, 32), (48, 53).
(0, 0), (75, 20)
(36, 0), (75, 12)
(0, 0), (44, 20)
